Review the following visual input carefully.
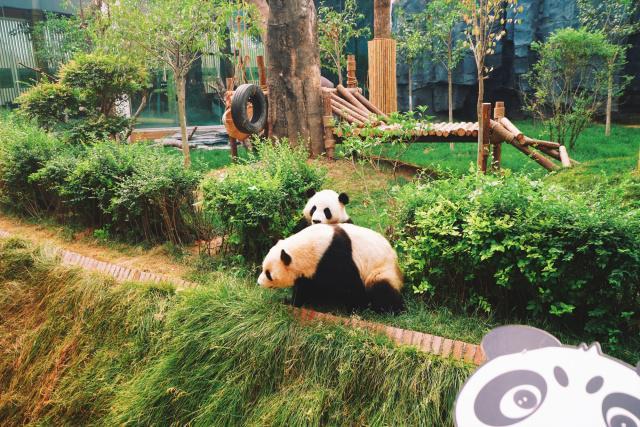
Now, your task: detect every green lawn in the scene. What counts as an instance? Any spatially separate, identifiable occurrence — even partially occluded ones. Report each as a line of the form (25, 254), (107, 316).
(382, 121), (640, 181)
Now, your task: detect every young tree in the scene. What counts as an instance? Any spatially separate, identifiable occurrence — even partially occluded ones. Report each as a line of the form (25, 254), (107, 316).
(317, 0), (370, 86)
(102, 0), (228, 168)
(577, 0), (639, 136)
(395, 9), (424, 112)
(461, 0), (520, 164)
(423, 0), (467, 123)
(525, 28), (616, 148)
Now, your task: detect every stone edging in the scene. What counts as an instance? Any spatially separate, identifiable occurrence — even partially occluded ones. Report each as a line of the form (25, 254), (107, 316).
(0, 228), (485, 365)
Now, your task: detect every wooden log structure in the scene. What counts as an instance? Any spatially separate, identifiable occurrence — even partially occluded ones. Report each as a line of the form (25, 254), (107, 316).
(346, 54), (358, 88)
(368, 0), (397, 114)
(478, 103), (491, 173)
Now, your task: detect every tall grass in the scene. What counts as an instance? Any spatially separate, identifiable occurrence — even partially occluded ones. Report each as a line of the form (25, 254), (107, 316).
(0, 238), (472, 426)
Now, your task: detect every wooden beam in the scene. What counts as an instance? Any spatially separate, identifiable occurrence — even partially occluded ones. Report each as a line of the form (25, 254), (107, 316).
(499, 117), (524, 142)
(509, 140), (559, 171)
(478, 103), (491, 173)
(336, 84), (368, 113)
(352, 90), (388, 118)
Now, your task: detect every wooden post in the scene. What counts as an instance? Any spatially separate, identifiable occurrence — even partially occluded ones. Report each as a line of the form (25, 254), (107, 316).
(368, 0), (397, 114)
(492, 101), (504, 172)
(322, 94), (336, 160)
(477, 103), (491, 173)
(346, 55), (357, 88)
(230, 137), (238, 160)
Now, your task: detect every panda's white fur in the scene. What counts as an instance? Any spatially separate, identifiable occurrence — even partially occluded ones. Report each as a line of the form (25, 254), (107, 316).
(455, 325), (640, 427)
(303, 189), (351, 225)
(258, 223), (403, 312)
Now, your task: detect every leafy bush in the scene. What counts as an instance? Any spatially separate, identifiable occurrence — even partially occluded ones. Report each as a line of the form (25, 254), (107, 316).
(15, 82), (78, 130)
(202, 140), (325, 262)
(16, 53), (149, 143)
(524, 28), (620, 148)
(390, 172), (640, 346)
(0, 116), (199, 243)
(0, 116), (67, 215)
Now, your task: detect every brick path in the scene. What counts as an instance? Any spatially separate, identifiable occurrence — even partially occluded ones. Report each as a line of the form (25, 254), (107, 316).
(0, 228), (485, 365)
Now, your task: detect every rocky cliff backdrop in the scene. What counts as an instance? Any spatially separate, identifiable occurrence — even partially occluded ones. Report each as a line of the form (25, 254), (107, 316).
(318, 0), (640, 121)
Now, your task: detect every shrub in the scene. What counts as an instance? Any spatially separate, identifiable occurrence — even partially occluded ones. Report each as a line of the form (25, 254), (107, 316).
(202, 140), (325, 262)
(0, 117), (200, 243)
(390, 172), (640, 346)
(59, 53), (149, 117)
(0, 116), (67, 215)
(524, 28), (620, 148)
(15, 82), (78, 130)
(17, 53), (149, 143)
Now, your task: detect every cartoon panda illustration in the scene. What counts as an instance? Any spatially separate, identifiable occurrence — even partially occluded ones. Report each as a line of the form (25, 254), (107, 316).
(257, 223), (403, 312)
(303, 189), (352, 226)
(455, 325), (640, 427)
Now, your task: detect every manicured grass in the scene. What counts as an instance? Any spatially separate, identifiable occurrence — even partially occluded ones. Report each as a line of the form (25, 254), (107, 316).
(162, 146), (247, 172)
(0, 237), (472, 426)
(385, 122), (640, 181)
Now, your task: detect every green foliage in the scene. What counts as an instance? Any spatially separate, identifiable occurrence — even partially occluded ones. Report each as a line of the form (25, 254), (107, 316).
(525, 28), (619, 148)
(15, 82), (78, 130)
(0, 238), (471, 426)
(390, 172), (640, 348)
(422, 0), (467, 73)
(0, 116), (67, 215)
(577, 0), (640, 44)
(318, 0), (370, 85)
(0, 116), (200, 243)
(16, 53), (149, 143)
(202, 139), (326, 262)
(60, 53), (149, 116)
(28, 12), (92, 72)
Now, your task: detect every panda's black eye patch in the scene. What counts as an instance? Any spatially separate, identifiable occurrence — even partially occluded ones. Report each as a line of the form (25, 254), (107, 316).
(310, 206), (316, 215)
(324, 208), (332, 219)
(265, 270), (272, 281)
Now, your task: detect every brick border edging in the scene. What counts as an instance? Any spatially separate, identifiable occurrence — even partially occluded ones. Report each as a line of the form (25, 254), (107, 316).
(0, 229), (194, 289)
(0, 229), (485, 365)
(293, 308), (486, 365)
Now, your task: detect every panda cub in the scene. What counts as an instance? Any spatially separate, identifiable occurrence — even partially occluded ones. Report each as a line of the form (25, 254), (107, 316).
(258, 223), (403, 313)
(303, 189), (352, 225)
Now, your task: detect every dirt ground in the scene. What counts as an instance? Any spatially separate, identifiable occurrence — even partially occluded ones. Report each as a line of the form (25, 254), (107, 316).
(0, 215), (190, 280)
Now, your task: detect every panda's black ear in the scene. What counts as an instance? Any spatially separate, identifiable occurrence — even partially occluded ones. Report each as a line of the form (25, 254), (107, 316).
(481, 325), (561, 361)
(338, 192), (349, 205)
(306, 188), (316, 198)
(280, 249), (292, 266)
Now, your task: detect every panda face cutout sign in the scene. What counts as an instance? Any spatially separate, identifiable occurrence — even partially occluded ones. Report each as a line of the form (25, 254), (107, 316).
(303, 189), (351, 225)
(455, 325), (640, 427)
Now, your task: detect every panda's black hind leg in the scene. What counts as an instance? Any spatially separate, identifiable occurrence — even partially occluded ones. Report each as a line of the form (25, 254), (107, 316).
(366, 281), (404, 313)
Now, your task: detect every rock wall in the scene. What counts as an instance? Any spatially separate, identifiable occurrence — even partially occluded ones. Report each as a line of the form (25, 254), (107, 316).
(394, 0), (640, 120)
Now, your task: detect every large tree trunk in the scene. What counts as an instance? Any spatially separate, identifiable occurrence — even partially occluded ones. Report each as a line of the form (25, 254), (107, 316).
(176, 73), (191, 168)
(266, 0), (324, 156)
(374, 0), (392, 39)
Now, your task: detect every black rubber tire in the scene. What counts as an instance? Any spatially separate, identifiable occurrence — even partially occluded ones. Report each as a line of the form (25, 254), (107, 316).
(231, 84), (267, 135)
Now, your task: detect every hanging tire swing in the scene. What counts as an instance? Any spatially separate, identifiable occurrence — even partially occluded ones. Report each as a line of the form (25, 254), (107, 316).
(230, 83), (268, 135)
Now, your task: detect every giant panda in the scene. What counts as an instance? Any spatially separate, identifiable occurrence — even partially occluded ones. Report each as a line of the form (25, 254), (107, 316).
(257, 223), (403, 313)
(303, 189), (352, 225)
(455, 325), (640, 427)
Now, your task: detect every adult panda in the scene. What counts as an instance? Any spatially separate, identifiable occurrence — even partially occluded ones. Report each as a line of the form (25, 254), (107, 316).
(258, 223), (404, 313)
(302, 189), (352, 225)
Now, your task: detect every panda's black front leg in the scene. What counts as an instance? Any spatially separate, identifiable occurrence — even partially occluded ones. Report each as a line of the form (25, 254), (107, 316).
(290, 277), (315, 307)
